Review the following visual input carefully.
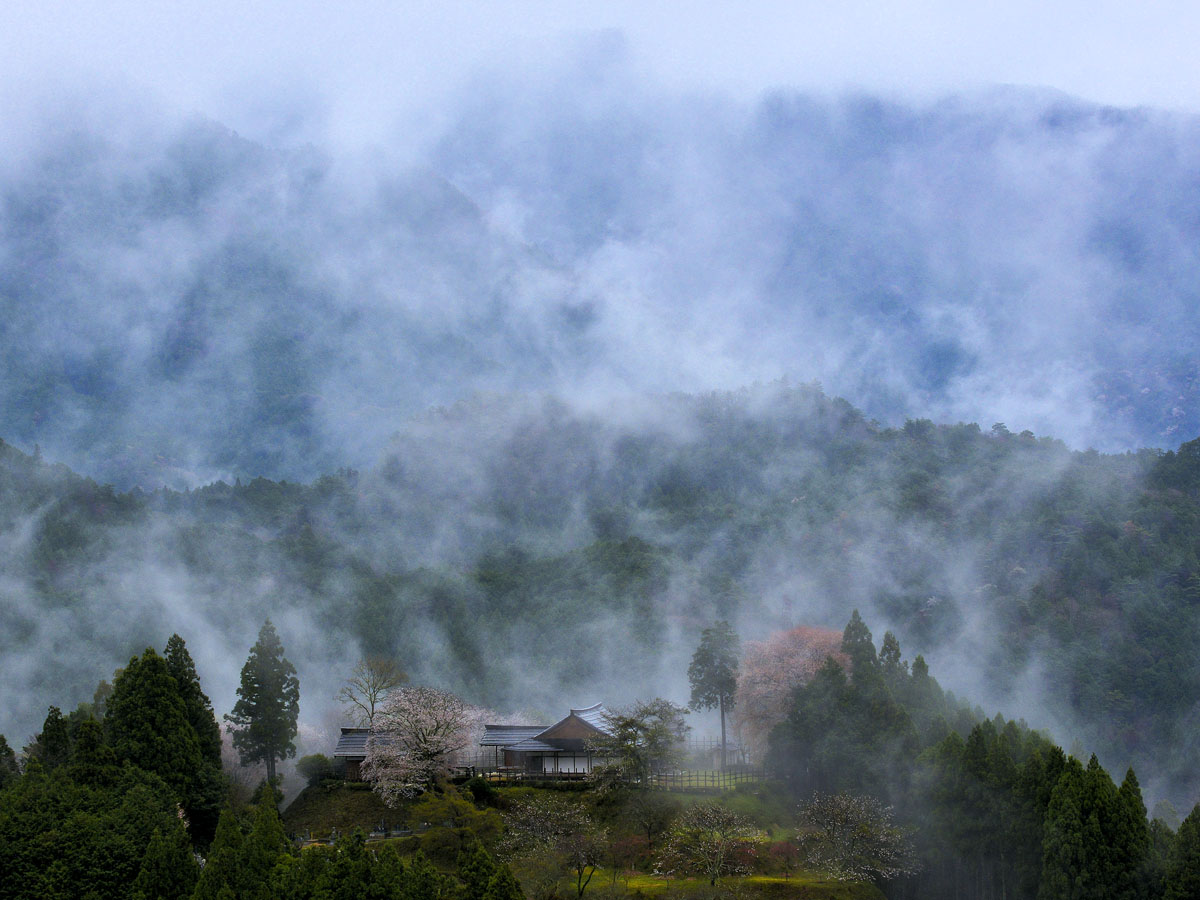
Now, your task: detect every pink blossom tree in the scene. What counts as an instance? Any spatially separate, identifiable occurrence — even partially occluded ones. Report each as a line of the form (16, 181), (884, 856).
(732, 625), (847, 759)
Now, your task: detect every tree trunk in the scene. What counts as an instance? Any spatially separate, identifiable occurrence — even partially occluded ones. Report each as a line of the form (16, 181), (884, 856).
(719, 694), (727, 770)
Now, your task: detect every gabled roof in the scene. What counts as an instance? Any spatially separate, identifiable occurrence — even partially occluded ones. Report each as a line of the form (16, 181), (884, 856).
(538, 703), (608, 742)
(482, 703), (610, 752)
(504, 738), (561, 753)
(333, 727), (370, 758)
(480, 725), (548, 747)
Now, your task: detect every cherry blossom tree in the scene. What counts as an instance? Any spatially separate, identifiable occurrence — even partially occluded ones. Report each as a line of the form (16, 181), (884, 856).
(795, 792), (918, 883)
(732, 625), (847, 759)
(361, 685), (470, 804)
(655, 803), (763, 885)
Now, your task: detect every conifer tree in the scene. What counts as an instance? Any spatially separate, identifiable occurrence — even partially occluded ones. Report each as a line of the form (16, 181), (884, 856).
(225, 620), (300, 783)
(0, 734), (19, 787)
(840, 610), (878, 678)
(1165, 803), (1200, 900)
(68, 718), (118, 786)
(458, 835), (498, 900)
(1039, 756), (1088, 900)
(33, 705), (72, 769)
(164, 634), (223, 768)
(131, 824), (200, 900)
(482, 863), (526, 900)
(1112, 768), (1151, 900)
(192, 807), (247, 900)
(243, 792), (293, 888)
(404, 850), (445, 900)
(106, 647), (216, 843)
(687, 620), (739, 769)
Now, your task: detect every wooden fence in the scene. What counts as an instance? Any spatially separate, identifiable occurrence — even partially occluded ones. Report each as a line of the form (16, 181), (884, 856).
(644, 768), (766, 791)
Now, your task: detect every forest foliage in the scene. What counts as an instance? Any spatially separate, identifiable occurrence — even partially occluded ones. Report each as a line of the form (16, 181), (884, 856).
(2, 383), (1200, 804)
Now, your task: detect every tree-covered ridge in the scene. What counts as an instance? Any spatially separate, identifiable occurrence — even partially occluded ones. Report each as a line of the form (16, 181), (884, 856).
(1, 383), (1199, 801)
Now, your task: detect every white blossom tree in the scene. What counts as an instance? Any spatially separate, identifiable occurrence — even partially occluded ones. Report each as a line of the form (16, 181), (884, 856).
(656, 803), (763, 885)
(498, 795), (608, 899)
(795, 792), (918, 883)
(360, 685), (470, 804)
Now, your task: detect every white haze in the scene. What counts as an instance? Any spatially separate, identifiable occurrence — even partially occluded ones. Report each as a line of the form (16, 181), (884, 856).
(2, 13), (1200, 805)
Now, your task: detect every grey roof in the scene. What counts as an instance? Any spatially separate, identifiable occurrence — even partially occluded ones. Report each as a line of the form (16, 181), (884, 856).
(505, 738), (561, 753)
(481, 725), (548, 747)
(333, 727), (370, 758)
(569, 703), (607, 730)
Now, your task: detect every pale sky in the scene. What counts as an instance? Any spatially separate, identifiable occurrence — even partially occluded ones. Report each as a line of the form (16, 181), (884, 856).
(3, 1), (1199, 148)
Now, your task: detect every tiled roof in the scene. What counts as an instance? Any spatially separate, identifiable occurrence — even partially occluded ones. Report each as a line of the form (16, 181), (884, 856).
(333, 727), (370, 758)
(505, 738), (561, 753)
(570, 703), (608, 731)
(481, 725), (548, 747)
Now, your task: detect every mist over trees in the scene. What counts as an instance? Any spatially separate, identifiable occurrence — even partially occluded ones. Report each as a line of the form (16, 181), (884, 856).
(2, 379), (1200, 807)
(7, 81), (1200, 490)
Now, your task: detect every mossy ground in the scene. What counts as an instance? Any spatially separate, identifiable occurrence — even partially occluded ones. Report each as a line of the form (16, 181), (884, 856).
(282, 781), (398, 838)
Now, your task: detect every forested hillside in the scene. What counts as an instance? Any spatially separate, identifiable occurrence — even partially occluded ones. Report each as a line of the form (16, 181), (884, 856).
(3, 382), (1199, 806)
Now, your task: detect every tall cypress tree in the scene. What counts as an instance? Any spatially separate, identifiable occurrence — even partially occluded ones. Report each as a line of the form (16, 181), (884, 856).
(131, 824), (200, 900)
(0, 734), (21, 787)
(1165, 803), (1200, 900)
(105, 648), (210, 839)
(1112, 768), (1151, 900)
(33, 706), (72, 769)
(1040, 756), (1088, 900)
(458, 835), (498, 900)
(687, 620), (739, 769)
(193, 807), (247, 900)
(841, 609), (879, 679)
(225, 620), (300, 783)
(164, 634), (223, 767)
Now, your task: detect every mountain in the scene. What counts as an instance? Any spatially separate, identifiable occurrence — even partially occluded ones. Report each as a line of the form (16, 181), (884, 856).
(2, 383), (1199, 805)
(6, 86), (1200, 488)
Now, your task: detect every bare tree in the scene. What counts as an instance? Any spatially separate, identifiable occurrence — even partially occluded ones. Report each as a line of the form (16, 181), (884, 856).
(360, 685), (469, 804)
(336, 656), (407, 727)
(795, 792), (918, 883)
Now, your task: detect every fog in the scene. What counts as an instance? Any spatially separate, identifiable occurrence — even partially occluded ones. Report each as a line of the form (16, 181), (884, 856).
(3, 18), (1200, 807)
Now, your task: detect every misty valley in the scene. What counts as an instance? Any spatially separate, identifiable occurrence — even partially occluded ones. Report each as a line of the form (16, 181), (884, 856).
(3, 383), (1200, 899)
(7, 64), (1200, 900)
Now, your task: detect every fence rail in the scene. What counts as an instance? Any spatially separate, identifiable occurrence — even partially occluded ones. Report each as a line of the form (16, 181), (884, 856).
(470, 767), (767, 790)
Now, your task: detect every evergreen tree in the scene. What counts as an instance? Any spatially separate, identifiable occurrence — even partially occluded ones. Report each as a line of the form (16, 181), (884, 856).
(482, 864), (525, 900)
(458, 835), (498, 900)
(192, 807), (247, 900)
(0, 734), (19, 788)
(131, 824), (200, 900)
(376, 842), (409, 894)
(1039, 757), (1088, 900)
(879, 631), (908, 683)
(1165, 803), (1200, 900)
(33, 706), (72, 769)
(687, 620), (739, 768)
(105, 648), (215, 843)
(164, 634), (223, 767)
(225, 620), (300, 783)
(68, 718), (118, 786)
(1112, 768), (1151, 900)
(403, 851), (445, 900)
(243, 793), (293, 891)
(840, 609), (878, 678)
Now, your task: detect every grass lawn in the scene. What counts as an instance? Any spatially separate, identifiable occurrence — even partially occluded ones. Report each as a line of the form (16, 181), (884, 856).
(591, 871), (885, 899)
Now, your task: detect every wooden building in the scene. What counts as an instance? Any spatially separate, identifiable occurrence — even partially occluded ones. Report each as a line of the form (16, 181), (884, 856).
(480, 702), (611, 775)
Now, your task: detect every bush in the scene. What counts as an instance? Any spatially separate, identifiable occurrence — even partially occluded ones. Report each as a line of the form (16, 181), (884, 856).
(296, 754), (336, 787)
(463, 776), (497, 806)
